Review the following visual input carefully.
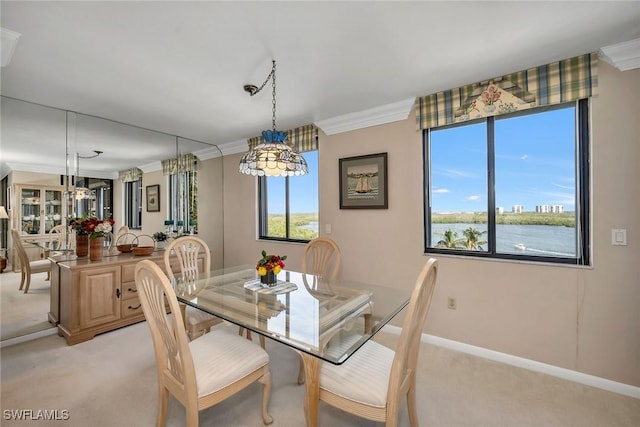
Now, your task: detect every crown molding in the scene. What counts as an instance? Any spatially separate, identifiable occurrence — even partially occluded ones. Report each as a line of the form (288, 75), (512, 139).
(193, 145), (223, 161)
(217, 139), (249, 156)
(599, 38), (640, 71)
(315, 97), (416, 135)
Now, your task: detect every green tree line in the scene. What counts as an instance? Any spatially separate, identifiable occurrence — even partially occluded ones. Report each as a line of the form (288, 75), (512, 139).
(433, 212), (575, 227)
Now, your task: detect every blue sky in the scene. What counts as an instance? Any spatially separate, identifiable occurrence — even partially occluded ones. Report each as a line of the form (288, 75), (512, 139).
(430, 105), (576, 213)
(266, 151), (319, 215)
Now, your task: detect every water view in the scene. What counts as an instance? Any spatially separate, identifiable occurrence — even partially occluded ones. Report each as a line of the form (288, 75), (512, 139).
(432, 223), (576, 257)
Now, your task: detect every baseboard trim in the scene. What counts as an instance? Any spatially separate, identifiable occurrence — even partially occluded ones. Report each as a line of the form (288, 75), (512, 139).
(0, 327), (58, 349)
(382, 325), (640, 399)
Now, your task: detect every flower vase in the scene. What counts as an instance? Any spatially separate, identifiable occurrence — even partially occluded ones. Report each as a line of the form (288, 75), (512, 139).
(90, 237), (105, 261)
(76, 235), (89, 257)
(260, 270), (277, 287)
(484, 104), (496, 113)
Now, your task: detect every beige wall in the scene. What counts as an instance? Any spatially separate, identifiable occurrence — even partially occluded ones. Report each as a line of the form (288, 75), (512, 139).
(223, 61), (640, 387)
(196, 156), (224, 269)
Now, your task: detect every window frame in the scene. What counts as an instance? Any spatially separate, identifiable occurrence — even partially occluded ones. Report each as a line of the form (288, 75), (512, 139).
(168, 171), (197, 234)
(257, 150), (319, 244)
(123, 179), (142, 230)
(423, 100), (590, 266)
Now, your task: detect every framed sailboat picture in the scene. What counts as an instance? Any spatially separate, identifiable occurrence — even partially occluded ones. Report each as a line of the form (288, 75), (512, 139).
(339, 152), (388, 209)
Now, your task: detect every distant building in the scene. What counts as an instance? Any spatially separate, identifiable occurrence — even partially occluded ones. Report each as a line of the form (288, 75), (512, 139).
(512, 205), (523, 213)
(496, 207), (504, 214)
(536, 204), (564, 213)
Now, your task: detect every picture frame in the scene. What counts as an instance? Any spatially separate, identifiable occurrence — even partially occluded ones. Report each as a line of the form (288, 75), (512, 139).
(339, 152), (388, 209)
(146, 184), (160, 212)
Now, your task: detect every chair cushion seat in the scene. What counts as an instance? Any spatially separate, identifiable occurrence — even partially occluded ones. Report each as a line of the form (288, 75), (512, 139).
(185, 305), (218, 326)
(190, 328), (269, 397)
(29, 259), (51, 272)
(319, 340), (394, 408)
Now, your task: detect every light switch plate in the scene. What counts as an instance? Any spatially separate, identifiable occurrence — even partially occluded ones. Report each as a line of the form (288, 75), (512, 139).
(611, 229), (627, 246)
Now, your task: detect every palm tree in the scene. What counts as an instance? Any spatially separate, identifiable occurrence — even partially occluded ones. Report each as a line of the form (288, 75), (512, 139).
(461, 227), (487, 250)
(436, 229), (460, 248)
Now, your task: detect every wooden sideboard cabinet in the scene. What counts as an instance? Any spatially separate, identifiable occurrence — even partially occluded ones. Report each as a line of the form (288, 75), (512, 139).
(51, 250), (201, 345)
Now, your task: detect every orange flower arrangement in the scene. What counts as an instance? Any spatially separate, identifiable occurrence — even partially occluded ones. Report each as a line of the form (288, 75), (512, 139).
(256, 250), (286, 276)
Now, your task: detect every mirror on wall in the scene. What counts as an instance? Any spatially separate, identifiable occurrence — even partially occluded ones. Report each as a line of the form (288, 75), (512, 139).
(0, 96), (224, 342)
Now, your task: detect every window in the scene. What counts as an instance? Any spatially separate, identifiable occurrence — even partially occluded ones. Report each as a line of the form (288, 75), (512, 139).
(124, 179), (142, 229)
(168, 171), (197, 234)
(424, 100), (590, 265)
(258, 150), (319, 242)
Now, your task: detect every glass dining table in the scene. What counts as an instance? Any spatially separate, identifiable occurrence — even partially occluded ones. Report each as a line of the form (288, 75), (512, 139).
(172, 265), (411, 427)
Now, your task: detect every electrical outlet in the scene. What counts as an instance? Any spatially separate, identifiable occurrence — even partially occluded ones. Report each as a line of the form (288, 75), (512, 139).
(447, 297), (457, 310)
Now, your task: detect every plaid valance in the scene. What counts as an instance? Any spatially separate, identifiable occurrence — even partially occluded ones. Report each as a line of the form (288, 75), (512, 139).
(417, 52), (598, 130)
(118, 167), (143, 183)
(161, 153), (199, 176)
(248, 124), (318, 152)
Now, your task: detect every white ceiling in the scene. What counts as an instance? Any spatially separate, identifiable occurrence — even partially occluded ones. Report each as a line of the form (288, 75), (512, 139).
(1, 1), (640, 177)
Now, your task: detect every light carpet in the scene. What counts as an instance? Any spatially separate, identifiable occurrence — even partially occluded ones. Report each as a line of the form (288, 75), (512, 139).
(1, 319), (639, 426)
(0, 269), (53, 341)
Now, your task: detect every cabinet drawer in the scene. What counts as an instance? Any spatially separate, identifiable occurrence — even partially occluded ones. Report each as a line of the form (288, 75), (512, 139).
(122, 297), (143, 319)
(122, 281), (138, 300)
(122, 263), (136, 282)
(122, 261), (172, 282)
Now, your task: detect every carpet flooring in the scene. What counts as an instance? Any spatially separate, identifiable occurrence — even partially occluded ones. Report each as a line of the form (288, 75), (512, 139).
(1, 318), (639, 426)
(0, 269), (53, 341)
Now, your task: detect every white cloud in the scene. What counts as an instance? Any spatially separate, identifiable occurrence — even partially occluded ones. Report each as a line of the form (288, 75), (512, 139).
(551, 182), (573, 190)
(466, 195), (480, 201)
(520, 154), (528, 160)
(437, 168), (474, 179)
(433, 188), (450, 194)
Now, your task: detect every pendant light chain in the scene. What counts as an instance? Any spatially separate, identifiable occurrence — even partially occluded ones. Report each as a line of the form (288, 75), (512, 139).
(271, 61), (277, 132)
(239, 59), (308, 177)
(246, 60), (277, 131)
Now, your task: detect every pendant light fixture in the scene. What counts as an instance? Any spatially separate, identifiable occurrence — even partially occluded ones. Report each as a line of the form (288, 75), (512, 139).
(239, 60), (308, 177)
(74, 150), (102, 200)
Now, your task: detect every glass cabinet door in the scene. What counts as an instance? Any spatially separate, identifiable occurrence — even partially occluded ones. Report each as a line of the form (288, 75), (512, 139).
(20, 188), (41, 235)
(44, 189), (63, 232)
(18, 186), (64, 235)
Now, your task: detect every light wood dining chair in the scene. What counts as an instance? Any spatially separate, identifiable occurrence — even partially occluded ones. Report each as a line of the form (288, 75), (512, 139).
(47, 224), (65, 251)
(135, 260), (273, 427)
(164, 236), (222, 340)
(11, 228), (51, 293)
(296, 236), (343, 384)
(310, 258), (438, 427)
(302, 236), (342, 281)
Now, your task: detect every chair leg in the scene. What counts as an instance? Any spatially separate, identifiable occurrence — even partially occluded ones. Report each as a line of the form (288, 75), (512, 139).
(18, 270), (26, 290)
(185, 406), (199, 427)
(156, 387), (169, 427)
(258, 369), (273, 425)
(23, 274), (32, 294)
(407, 384), (418, 427)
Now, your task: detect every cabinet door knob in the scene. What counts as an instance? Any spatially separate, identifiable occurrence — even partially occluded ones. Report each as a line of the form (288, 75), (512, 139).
(128, 304), (142, 310)
(116, 288), (121, 299)
(127, 287), (137, 293)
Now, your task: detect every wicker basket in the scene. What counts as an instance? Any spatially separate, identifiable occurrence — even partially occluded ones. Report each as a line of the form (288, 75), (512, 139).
(116, 233), (139, 253)
(132, 234), (155, 256)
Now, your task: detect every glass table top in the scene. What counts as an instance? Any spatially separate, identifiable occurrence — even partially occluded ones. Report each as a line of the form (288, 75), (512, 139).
(173, 265), (411, 364)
